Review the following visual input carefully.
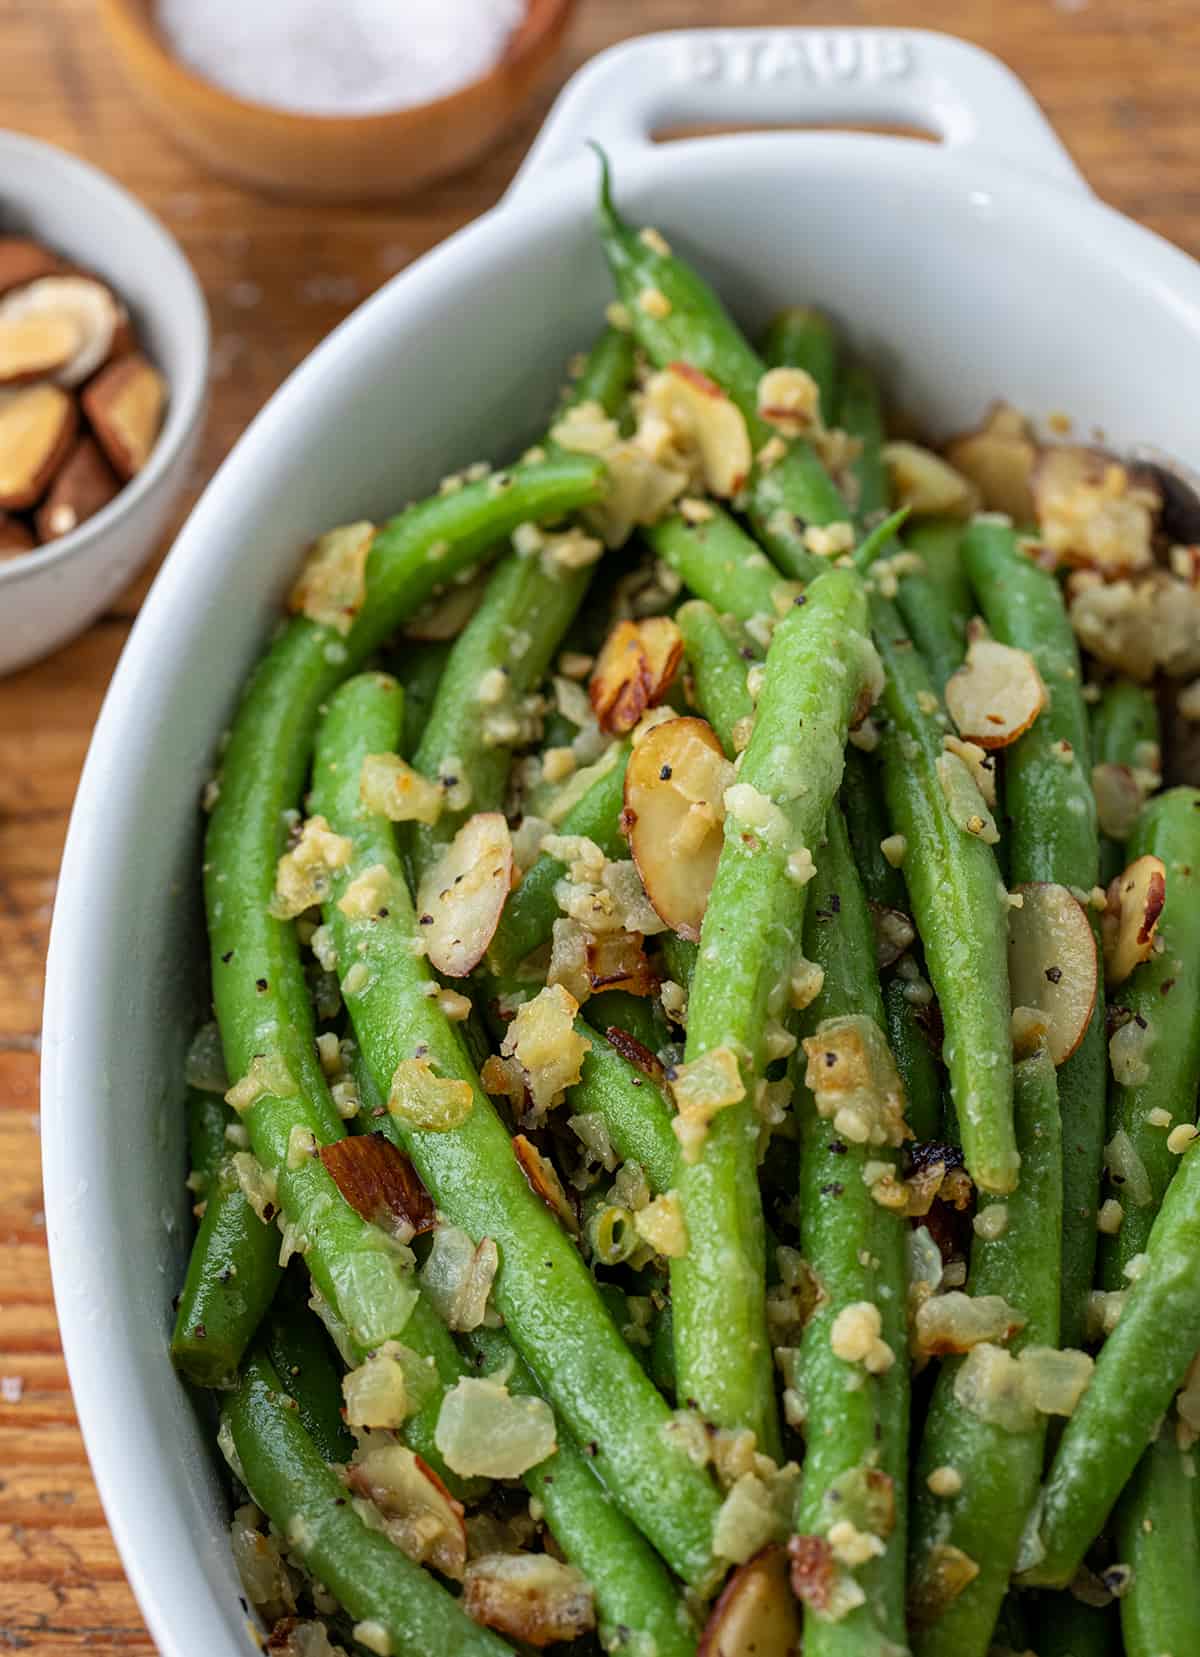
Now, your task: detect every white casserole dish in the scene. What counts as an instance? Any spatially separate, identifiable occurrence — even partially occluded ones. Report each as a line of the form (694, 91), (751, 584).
(42, 28), (1200, 1656)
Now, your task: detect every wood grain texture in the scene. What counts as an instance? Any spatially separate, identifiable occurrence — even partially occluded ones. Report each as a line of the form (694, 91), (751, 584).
(1, 0), (1196, 1648)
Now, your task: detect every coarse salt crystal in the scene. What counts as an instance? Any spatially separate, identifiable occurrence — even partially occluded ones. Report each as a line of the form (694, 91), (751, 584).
(156, 0), (525, 117)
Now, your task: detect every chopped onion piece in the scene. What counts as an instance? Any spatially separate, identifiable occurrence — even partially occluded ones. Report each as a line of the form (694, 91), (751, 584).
(434, 1376), (556, 1479)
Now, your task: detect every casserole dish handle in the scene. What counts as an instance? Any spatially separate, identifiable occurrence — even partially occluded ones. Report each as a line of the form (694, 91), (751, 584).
(510, 28), (1088, 201)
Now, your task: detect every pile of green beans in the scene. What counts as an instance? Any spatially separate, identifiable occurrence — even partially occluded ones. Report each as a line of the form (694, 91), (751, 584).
(168, 160), (1200, 1657)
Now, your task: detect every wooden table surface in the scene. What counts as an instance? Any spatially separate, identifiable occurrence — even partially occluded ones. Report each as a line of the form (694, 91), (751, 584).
(1, 0), (1197, 1647)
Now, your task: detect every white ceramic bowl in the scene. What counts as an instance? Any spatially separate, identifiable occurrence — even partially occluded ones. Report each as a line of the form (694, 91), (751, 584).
(0, 131), (208, 675)
(43, 28), (1200, 1656)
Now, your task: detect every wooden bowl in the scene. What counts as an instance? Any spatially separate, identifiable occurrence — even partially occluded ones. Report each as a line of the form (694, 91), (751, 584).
(98, 0), (575, 203)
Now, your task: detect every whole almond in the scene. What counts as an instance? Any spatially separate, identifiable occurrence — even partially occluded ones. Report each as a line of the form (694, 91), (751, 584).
(83, 352), (167, 480)
(0, 312), (82, 386)
(0, 384), (78, 510)
(0, 238), (61, 297)
(0, 276), (120, 388)
(35, 434), (120, 542)
(0, 510), (36, 560)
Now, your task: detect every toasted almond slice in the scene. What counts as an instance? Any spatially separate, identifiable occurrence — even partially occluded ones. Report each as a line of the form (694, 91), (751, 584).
(0, 384), (77, 510)
(589, 615), (684, 735)
(0, 275), (120, 387)
(1102, 854), (1166, 987)
(513, 1136), (579, 1235)
(347, 1445), (467, 1581)
(82, 351), (167, 479)
(603, 1024), (667, 1084)
(416, 812), (513, 977)
(463, 1552), (594, 1647)
(882, 441), (979, 518)
(585, 930), (656, 996)
(0, 511), (35, 559)
(943, 403), (1039, 522)
(1008, 882), (1098, 1065)
(0, 312), (81, 386)
(945, 636), (1047, 750)
(0, 238), (61, 296)
(319, 1134), (436, 1237)
(1032, 446), (1161, 576)
(622, 716), (734, 941)
(34, 434), (119, 541)
(650, 362), (753, 496)
(699, 1544), (800, 1657)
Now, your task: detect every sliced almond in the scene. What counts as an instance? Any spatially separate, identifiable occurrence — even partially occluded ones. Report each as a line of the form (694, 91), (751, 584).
(0, 275), (120, 387)
(699, 1544), (800, 1657)
(0, 512), (35, 559)
(1102, 854), (1166, 987)
(622, 716), (734, 941)
(603, 1024), (667, 1084)
(347, 1445), (467, 1581)
(945, 636), (1047, 750)
(319, 1134), (436, 1237)
(415, 812), (513, 977)
(34, 435), (119, 541)
(944, 403), (1038, 522)
(0, 238), (61, 296)
(645, 363), (753, 497)
(585, 930), (656, 996)
(1032, 446), (1161, 576)
(0, 384), (77, 510)
(1008, 882), (1098, 1065)
(882, 441), (979, 518)
(589, 615), (684, 735)
(513, 1135), (579, 1235)
(463, 1552), (594, 1647)
(82, 351), (166, 479)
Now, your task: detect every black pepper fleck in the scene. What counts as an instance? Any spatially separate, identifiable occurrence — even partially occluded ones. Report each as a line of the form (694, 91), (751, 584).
(820, 1182), (845, 1197)
(1045, 965), (1063, 984)
(221, 950), (233, 964)
(660, 763), (673, 781)
(255, 977), (268, 993)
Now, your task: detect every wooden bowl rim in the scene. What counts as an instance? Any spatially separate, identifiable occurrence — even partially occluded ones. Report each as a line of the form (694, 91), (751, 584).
(99, 0), (574, 133)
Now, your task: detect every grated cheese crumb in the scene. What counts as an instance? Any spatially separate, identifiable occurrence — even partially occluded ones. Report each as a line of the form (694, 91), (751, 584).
(926, 1465), (962, 1498)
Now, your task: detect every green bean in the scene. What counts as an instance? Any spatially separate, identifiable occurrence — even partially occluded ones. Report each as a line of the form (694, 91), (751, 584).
(1025, 1138), (1200, 1587)
(485, 745), (630, 977)
(395, 639), (450, 759)
(909, 1049), (1061, 1657)
(263, 1270), (354, 1464)
(896, 519), (970, 687)
(882, 975), (943, 1145)
(464, 1328), (698, 1657)
(1027, 1593), (1118, 1656)
(594, 156), (845, 583)
(761, 306), (839, 418)
(572, 1020), (678, 1193)
(792, 805), (910, 1654)
(872, 592), (1017, 1192)
(222, 1351), (511, 1657)
(205, 455), (605, 1346)
(671, 566), (877, 1454)
(647, 506), (792, 625)
(410, 331), (634, 875)
(841, 747), (906, 911)
(171, 1085), (281, 1387)
(962, 518), (1105, 1346)
(408, 547), (593, 874)
(1116, 1426), (1200, 1657)
(1099, 786), (1200, 1282)
(835, 358), (889, 522)
(676, 598), (754, 755)
(549, 324), (637, 442)
(585, 988), (671, 1056)
(1092, 680), (1161, 884)
(310, 671), (722, 1585)
(658, 931), (698, 1001)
